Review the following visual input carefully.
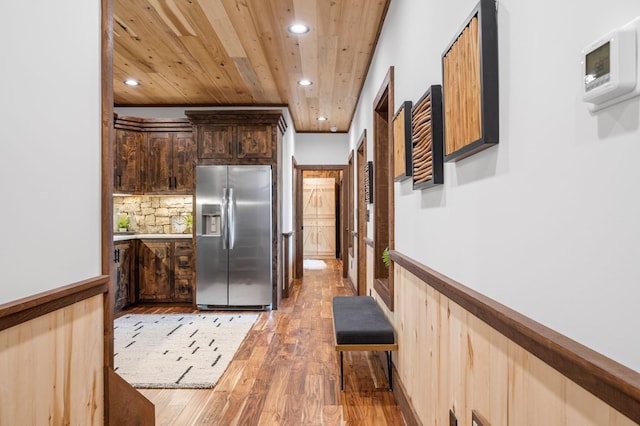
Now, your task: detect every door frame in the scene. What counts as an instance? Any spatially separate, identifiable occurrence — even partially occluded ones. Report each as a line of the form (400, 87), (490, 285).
(294, 163), (349, 279)
(356, 131), (367, 296)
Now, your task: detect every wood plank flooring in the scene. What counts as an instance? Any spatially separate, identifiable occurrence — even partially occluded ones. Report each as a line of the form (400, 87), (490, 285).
(124, 260), (405, 425)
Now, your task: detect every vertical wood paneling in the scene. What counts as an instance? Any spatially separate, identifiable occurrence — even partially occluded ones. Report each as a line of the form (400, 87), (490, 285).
(0, 295), (104, 425)
(392, 264), (638, 426)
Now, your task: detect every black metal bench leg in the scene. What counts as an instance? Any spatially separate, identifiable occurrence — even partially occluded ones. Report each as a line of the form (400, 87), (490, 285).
(386, 351), (393, 391)
(340, 351), (345, 391)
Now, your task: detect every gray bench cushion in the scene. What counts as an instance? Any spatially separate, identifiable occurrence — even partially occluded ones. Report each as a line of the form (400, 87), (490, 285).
(333, 296), (395, 345)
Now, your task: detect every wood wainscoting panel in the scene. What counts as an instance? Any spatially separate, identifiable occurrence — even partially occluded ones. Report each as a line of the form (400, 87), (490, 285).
(390, 254), (640, 426)
(0, 294), (104, 425)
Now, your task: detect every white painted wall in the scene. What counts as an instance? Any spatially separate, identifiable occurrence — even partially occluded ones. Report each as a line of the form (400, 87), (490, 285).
(0, 0), (102, 303)
(295, 133), (349, 165)
(349, 0), (640, 371)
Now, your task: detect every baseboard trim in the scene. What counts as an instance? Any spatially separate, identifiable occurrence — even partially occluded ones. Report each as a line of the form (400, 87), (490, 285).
(392, 363), (422, 426)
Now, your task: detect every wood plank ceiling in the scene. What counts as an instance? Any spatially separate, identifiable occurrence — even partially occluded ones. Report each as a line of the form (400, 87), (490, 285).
(113, 0), (391, 133)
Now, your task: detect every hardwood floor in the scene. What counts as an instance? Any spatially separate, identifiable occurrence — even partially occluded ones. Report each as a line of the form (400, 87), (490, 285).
(124, 260), (405, 425)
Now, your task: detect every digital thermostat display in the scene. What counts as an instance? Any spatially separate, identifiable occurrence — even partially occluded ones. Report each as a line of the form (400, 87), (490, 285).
(582, 25), (637, 107)
(585, 42), (610, 91)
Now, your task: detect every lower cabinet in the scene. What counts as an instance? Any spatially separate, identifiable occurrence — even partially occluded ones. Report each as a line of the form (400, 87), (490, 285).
(114, 240), (135, 313)
(137, 239), (194, 304)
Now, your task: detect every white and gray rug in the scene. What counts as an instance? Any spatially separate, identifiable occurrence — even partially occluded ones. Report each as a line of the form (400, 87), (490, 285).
(114, 313), (257, 389)
(303, 259), (327, 270)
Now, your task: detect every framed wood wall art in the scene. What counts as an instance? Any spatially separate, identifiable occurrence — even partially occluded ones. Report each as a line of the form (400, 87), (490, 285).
(412, 85), (444, 190)
(393, 101), (413, 181)
(441, 0), (499, 162)
(364, 161), (373, 204)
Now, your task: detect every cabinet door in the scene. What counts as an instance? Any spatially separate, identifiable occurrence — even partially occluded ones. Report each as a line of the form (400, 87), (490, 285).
(114, 240), (133, 312)
(237, 125), (273, 160)
(303, 219), (318, 257)
(138, 240), (172, 301)
(315, 180), (336, 218)
(173, 241), (194, 302)
(172, 132), (196, 193)
(302, 181), (317, 219)
(146, 132), (173, 193)
(316, 219), (336, 257)
(198, 125), (234, 160)
(114, 130), (142, 193)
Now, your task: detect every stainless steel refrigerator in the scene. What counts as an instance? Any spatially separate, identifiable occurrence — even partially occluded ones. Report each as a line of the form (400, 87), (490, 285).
(195, 165), (272, 309)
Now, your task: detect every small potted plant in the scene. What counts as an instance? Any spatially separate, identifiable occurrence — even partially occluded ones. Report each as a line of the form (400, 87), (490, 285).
(118, 215), (130, 233)
(185, 214), (193, 233)
(382, 247), (390, 269)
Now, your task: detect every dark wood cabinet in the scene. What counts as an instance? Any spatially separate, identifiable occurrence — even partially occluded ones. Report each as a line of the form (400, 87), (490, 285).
(114, 129), (143, 193)
(137, 239), (194, 303)
(146, 132), (196, 194)
(173, 241), (194, 301)
(138, 240), (173, 301)
(198, 124), (235, 160)
(114, 115), (195, 195)
(114, 240), (135, 312)
(237, 124), (273, 160)
(186, 110), (286, 165)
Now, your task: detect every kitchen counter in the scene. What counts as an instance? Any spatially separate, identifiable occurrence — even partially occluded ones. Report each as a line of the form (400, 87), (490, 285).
(114, 233), (193, 242)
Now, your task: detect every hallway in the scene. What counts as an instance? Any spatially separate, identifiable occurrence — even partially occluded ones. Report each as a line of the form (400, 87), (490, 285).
(135, 260), (405, 425)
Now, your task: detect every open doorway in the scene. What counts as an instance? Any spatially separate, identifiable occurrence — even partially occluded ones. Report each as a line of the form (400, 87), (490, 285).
(294, 164), (349, 279)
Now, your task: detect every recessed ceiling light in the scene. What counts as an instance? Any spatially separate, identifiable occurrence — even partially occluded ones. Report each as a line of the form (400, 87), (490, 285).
(317, 116), (328, 121)
(124, 79), (140, 86)
(298, 79), (313, 86)
(288, 23), (310, 34)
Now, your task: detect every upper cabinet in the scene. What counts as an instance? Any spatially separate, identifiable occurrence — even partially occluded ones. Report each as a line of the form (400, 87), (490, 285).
(185, 110), (287, 165)
(114, 129), (143, 193)
(146, 132), (196, 194)
(114, 115), (195, 195)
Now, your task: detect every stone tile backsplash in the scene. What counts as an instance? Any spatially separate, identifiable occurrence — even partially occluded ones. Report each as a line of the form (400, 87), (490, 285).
(114, 195), (193, 234)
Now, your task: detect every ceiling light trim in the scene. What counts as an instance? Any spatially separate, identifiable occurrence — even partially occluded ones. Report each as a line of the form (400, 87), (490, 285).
(288, 23), (310, 34)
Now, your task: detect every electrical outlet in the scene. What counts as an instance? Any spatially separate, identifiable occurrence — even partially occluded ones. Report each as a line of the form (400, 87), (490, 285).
(472, 410), (489, 426)
(449, 409), (458, 426)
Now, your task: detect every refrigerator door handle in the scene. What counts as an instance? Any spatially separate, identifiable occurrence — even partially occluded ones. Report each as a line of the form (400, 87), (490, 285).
(228, 188), (236, 250)
(222, 188), (229, 249)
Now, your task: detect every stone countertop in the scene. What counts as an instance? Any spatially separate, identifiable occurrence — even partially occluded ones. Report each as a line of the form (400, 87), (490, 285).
(114, 233), (193, 242)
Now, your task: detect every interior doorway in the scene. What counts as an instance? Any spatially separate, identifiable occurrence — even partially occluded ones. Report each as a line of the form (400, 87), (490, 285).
(294, 164), (349, 279)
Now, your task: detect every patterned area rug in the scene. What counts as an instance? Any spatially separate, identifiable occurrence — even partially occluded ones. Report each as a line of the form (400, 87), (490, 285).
(114, 313), (257, 389)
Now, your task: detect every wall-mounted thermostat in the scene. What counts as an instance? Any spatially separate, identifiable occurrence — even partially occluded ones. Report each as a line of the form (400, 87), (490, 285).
(582, 16), (640, 112)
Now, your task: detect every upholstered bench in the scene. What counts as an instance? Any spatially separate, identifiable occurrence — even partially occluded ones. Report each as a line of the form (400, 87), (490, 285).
(332, 296), (398, 391)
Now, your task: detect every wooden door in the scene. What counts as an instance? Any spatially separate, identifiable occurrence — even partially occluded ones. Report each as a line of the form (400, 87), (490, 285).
(302, 180), (317, 219)
(146, 132), (173, 193)
(302, 178), (336, 257)
(316, 219), (336, 257)
(172, 132), (196, 193)
(114, 130), (142, 193)
(303, 219), (317, 257)
(138, 240), (172, 301)
(315, 180), (336, 218)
